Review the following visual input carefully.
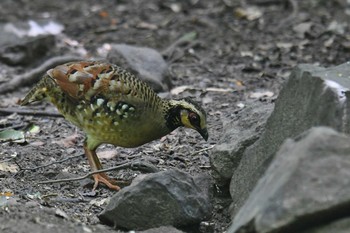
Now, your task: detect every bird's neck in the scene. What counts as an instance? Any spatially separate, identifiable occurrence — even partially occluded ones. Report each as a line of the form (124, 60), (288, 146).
(163, 99), (184, 131)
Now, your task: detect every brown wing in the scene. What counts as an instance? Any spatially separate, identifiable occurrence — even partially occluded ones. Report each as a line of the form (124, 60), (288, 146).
(48, 61), (135, 102)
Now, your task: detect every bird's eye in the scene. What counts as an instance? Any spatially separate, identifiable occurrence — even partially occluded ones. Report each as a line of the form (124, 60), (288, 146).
(188, 112), (200, 126)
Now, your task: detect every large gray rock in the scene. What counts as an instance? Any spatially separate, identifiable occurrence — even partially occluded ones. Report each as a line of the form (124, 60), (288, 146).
(230, 62), (350, 215)
(107, 44), (171, 92)
(228, 127), (350, 233)
(210, 101), (274, 185)
(99, 169), (211, 230)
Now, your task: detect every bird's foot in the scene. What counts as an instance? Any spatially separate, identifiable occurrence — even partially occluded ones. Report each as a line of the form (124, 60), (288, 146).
(92, 173), (120, 191)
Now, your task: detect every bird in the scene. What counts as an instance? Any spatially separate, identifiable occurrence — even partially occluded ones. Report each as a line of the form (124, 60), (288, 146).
(20, 61), (208, 191)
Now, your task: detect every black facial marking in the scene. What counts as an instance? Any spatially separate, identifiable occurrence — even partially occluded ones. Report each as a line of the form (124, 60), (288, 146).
(165, 106), (183, 131)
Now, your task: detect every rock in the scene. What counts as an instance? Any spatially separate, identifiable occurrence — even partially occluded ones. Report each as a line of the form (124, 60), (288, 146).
(230, 62), (350, 215)
(137, 226), (185, 233)
(99, 169), (211, 230)
(210, 101), (274, 185)
(228, 127), (350, 233)
(0, 20), (62, 65)
(107, 44), (171, 92)
(192, 173), (213, 200)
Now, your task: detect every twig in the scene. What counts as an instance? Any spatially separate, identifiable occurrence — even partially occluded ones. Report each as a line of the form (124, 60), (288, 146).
(274, 0), (299, 32)
(0, 55), (82, 94)
(38, 161), (159, 185)
(0, 158), (15, 163)
(167, 41), (201, 64)
(189, 145), (215, 157)
(93, 26), (119, 34)
(161, 32), (198, 60)
(21, 153), (84, 171)
(249, 0), (285, 5)
(0, 107), (63, 118)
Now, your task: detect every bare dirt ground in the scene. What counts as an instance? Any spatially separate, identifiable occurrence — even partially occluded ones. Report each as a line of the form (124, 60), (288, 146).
(0, 0), (349, 232)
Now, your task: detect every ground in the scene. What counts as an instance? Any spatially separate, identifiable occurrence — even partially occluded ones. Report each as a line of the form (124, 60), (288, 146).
(0, 0), (349, 232)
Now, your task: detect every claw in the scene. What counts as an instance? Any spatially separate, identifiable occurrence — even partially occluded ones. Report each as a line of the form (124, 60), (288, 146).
(92, 173), (120, 191)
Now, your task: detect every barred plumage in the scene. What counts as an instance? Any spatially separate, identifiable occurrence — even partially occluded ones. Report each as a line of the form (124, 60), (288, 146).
(21, 61), (208, 190)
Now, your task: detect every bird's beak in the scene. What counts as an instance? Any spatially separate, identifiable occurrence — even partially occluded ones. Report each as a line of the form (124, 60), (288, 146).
(199, 128), (209, 141)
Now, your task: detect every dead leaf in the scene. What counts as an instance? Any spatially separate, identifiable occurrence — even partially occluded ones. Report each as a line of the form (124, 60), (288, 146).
(55, 208), (70, 219)
(170, 3), (181, 13)
(234, 7), (262, 21)
(235, 80), (244, 87)
(89, 198), (108, 207)
(26, 192), (41, 200)
(0, 192), (13, 197)
(293, 22), (313, 38)
(53, 132), (79, 147)
(202, 96), (213, 104)
(276, 42), (294, 50)
(30, 141), (45, 146)
(327, 20), (347, 35)
(206, 87), (234, 93)
(249, 91), (274, 99)
(99, 10), (109, 18)
(0, 162), (18, 173)
(240, 51), (253, 57)
(97, 150), (118, 159)
(170, 85), (190, 95)
(136, 22), (158, 30)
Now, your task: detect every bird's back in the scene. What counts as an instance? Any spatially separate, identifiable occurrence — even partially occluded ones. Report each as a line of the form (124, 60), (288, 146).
(21, 61), (171, 148)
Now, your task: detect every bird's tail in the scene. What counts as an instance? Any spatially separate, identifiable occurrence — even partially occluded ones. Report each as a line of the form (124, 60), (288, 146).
(20, 74), (51, 106)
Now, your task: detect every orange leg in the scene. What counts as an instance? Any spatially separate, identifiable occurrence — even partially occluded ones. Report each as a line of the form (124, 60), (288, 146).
(83, 141), (120, 191)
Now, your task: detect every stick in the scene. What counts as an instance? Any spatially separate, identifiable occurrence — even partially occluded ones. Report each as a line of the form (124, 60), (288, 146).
(0, 107), (63, 118)
(37, 161), (159, 185)
(189, 145), (215, 157)
(22, 153), (84, 171)
(274, 0), (299, 32)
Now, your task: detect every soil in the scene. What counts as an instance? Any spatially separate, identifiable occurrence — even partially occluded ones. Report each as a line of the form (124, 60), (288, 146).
(0, 0), (349, 232)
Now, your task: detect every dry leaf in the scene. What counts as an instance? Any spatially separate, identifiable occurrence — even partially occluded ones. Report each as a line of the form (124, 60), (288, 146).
(0, 162), (18, 173)
(53, 132), (79, 147)
(97, 150), (118, 159)
(293, 22), (313, 38)
(136, 22), (158, 30)
(89, 198), (108, 207)
(30, 141), (45, 146)
(234, 7), (262, 21)
(249, 91), (274, 99)
(55, 208), (70, 219)
(206, 87), (234, 93)
(0, 192), (13, 197)
(170, 85), (190, 95)
(99, 10), (109, 18)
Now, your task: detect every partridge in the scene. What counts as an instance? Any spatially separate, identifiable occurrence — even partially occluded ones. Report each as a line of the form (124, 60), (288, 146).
(21, 61), (208, 190)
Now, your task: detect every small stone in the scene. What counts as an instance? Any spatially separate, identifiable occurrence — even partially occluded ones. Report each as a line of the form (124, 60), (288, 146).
(66, 148), (75, 154)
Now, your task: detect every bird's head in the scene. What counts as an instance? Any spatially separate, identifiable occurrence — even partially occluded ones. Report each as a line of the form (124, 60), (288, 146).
(166, 97), (208, 141)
